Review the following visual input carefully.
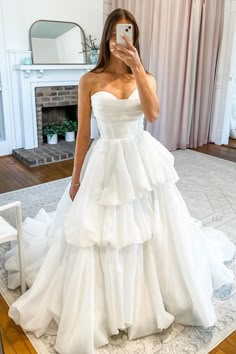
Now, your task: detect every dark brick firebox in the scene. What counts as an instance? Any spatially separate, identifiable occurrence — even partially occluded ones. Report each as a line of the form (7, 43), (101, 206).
(35, 85), (78, 145)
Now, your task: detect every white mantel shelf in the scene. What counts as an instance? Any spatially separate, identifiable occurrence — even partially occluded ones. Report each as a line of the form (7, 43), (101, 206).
(15, 64), (95, 78)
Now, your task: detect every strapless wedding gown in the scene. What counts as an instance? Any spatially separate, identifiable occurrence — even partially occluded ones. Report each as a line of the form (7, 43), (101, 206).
(5, 88), (235, 354)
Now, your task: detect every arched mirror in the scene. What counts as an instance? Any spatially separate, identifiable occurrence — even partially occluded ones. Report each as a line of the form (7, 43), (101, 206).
(30, 20), (87, 64)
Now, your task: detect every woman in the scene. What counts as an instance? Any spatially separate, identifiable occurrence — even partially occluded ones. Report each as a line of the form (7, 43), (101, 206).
(6, 8), (235, 354)
(69, 9), (158, 202)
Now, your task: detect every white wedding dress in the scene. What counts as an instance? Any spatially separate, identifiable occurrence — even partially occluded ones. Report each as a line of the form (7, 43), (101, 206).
(5, 88), (235, 354)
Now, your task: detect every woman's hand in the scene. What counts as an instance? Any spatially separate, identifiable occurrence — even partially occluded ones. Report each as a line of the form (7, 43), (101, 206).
(69, 184), (80, 201)
(110, 34), (142, 71)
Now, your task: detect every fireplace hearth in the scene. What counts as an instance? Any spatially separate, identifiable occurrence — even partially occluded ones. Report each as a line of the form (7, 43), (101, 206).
(13, 138), (94, 167)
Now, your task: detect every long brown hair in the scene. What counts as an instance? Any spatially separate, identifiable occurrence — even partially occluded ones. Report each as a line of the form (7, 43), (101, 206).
(90, 8), (142, 74)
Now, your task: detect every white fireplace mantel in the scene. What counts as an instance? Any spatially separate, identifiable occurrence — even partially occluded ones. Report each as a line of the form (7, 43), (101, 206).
(15, 64), (97, 149)
(15, 64), (95, 78)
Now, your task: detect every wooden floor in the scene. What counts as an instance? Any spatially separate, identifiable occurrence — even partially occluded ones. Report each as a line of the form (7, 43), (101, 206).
(191, 140), (236, 163)
(0, 141), (236, 353)
(0, 294), (37, 353)
(225, 137), (236, 149)
(0, 155), (74, 194)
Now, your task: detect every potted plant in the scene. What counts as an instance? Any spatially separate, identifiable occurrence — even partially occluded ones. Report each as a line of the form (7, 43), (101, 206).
(42, 123), (61, 144)
(81, 35), (100, 64)
(62, 120), (78, 142)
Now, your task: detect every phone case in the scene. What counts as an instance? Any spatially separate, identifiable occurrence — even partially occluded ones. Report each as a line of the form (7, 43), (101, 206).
(116, 24), (133, 48)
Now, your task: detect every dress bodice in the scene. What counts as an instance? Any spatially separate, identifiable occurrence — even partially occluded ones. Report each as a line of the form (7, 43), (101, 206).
(91, 88), (145, 139)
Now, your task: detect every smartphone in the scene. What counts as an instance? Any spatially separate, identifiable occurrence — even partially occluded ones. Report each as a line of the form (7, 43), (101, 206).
(116, 23), (133, 48)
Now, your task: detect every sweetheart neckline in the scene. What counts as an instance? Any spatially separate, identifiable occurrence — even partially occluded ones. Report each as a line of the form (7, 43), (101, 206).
(91, 88), (138, 100)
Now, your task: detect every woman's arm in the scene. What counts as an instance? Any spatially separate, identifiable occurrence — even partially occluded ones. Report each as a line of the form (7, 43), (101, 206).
(70, 74), (92, 201)
(132, 67), (159, 123)
(111, 35), (159, 122)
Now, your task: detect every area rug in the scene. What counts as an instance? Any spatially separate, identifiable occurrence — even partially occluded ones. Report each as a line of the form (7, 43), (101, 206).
(0, 149), (236, 354)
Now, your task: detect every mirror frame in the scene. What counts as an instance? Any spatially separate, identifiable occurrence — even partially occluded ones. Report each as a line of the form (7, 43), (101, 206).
(29, 19), (88, 65)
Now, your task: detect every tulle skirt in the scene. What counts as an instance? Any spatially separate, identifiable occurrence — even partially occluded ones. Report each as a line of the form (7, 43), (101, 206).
(5, 132), (235, 354)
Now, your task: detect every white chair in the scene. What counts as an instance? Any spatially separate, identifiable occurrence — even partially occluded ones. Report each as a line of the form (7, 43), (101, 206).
(0, 201), (26, 294)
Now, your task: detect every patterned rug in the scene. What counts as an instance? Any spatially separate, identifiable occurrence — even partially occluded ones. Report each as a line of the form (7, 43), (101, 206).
(0, 149), (236, 354)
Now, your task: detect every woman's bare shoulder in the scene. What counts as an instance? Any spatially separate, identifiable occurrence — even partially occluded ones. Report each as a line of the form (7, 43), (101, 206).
(79, 72), (96, 88)
(79, 71), (104, 93)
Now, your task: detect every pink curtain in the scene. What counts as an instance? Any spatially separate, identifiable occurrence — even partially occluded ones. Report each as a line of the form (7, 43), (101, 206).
(189, 0), (225, 148)
(111, 0), (225, 150)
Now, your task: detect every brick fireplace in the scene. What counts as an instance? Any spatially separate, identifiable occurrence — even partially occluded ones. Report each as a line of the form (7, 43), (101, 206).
(35, 85), (78, 145)
(13, 65), (100, 166)
(15, 65), (99, 150)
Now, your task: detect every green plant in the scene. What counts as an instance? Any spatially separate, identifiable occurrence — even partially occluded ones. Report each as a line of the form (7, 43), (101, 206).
(42, 123), (61, 138)
(81, 35), (100, 52)
(62, 120), (77, 133)
(57, 123), (65, 136)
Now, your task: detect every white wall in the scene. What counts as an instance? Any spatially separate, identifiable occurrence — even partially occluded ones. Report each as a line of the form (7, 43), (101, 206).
(1, 0), (103, 51)
(0, 0), (103, 155)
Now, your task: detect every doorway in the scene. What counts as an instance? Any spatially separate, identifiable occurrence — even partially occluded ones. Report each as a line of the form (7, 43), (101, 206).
(0, 0), (14, 156)
(223, 13), (236, 149)
(0, 78), (5, 141)
(220, 1), (236, 149)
